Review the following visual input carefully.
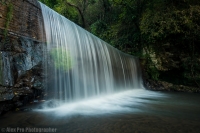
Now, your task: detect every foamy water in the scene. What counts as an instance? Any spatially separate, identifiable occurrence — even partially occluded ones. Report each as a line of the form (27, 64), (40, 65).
(35, 89), (167, 116)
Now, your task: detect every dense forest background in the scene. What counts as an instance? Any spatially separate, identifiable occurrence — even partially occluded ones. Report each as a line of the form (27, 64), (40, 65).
(39, 0), (200, 88)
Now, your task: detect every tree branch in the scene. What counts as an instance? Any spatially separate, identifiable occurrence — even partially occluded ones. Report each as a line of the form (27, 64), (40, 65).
(66, 2), (86, 28)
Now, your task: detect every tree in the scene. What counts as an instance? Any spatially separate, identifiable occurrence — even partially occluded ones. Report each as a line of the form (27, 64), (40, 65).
(39, 0), (59, 9)
(105, 0), (147, 55)
(140, 0), (200, 87)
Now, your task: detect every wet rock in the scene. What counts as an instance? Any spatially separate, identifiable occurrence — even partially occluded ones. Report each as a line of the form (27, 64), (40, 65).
(33, 80), (42, 89)
(0, 36), (43, 87)
(145, 79), (200, 93)
(145, 79), (166, 91)
(12, 87), (33, 96)
(14, 83), (21, 88)
(12, 95), (20, 102)
(31, 77), (34, 82)
(0, 86), (14, 101)
(14, 101), (23, 107)
(0, 52), (14, 86)
(0, 36), (46, 114)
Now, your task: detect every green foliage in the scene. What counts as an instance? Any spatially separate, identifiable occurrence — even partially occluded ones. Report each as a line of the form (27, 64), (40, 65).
(140, 4), (200, 45)
(39, 0), (59, 9)
(140, 0), (200, 87)
(50, 48), (73, 71)
(142, 52), (160, 80)
(0, 0), (6, 5)
(182, 56), (200, 87)
(148, 66), (159, 81)
(91, 20), (107, 36)
(3, 3), (13, 37)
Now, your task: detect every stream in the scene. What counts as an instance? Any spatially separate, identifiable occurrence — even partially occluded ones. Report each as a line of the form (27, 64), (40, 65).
(0, 89), (200, 133)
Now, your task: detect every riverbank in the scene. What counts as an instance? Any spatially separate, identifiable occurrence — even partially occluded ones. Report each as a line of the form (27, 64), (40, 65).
(144, 79), (200, 93)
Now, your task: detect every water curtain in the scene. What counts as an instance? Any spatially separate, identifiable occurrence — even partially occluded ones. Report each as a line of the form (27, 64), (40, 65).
(39, 3), (143, 102)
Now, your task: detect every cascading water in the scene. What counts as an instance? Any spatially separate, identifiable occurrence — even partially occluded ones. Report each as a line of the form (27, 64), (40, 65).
(39, 3), (143, 102)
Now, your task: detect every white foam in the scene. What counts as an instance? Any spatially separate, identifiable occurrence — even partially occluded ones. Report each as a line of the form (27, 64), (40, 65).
(35, 89), (167, 116)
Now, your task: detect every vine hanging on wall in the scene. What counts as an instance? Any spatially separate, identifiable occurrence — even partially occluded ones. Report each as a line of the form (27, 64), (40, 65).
(3, 2), (13, 37)
(0, 0), (13, 35)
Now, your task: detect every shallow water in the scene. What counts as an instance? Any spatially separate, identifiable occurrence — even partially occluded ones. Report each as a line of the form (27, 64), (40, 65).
(1, 89), (200, 133)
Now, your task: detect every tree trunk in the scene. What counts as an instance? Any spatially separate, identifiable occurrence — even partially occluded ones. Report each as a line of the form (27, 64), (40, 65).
(66, 2), (86, 28)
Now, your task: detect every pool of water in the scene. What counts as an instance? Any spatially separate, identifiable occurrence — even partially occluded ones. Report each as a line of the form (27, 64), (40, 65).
(0, 89), (200, 133)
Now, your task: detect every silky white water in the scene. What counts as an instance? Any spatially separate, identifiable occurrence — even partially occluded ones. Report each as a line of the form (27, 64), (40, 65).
(39, 3), (143, 102)
(36, 89), (167, 116)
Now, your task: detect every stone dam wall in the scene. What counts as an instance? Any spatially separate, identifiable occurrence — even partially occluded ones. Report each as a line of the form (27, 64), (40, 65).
(0, 0), (46, 114)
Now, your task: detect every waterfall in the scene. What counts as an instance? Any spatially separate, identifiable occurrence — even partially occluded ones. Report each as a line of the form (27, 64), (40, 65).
(39, 3), (143, 102)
